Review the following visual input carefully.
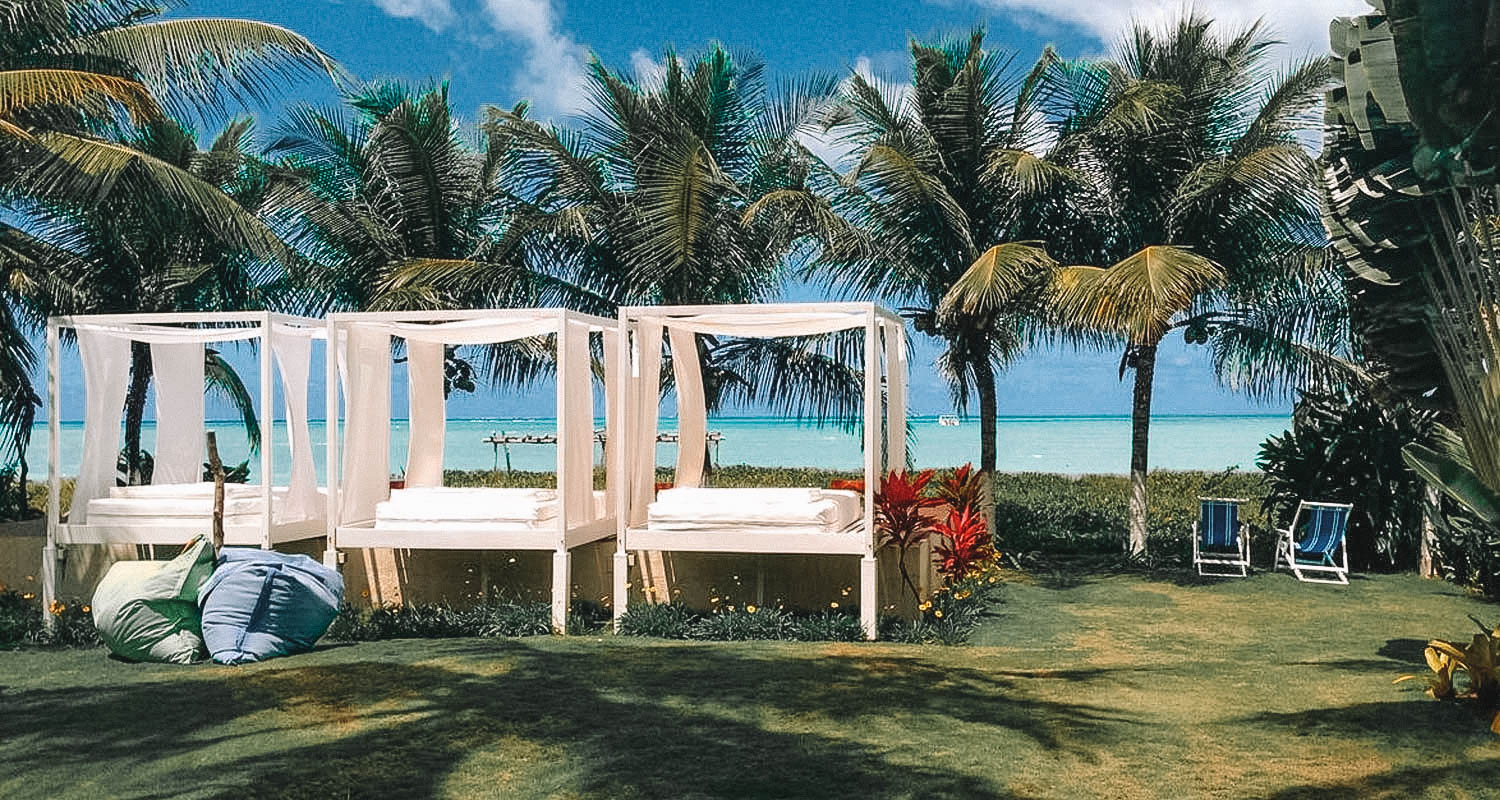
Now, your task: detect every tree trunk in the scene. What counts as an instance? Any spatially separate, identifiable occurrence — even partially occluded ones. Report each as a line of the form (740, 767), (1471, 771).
(122, 341), (152, 485)
(1127, 342), (1158, 557)
(974, 357), (999, 541)
(1419, 484), (1440, 578)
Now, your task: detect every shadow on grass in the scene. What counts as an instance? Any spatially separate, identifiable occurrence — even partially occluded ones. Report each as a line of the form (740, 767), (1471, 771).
(0, 639), (1138, 799)
(1238, 699), (1495, 747)
(1259, 757), (1500, 800)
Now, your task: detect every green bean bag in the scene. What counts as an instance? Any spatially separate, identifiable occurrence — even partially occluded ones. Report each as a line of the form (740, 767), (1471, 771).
(91, 536), (216, 664)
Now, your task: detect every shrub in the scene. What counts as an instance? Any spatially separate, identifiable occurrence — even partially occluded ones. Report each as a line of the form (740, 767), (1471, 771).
(1434, 511), (1500, 598)
(1257, 390), (1436, 571)
(325, 599), (571, 641)
(994, 470), (1268, 562)
(875, 469), (941, 603)
(687, 606), (796, 641)
(789, 610), (865, 642)
(617, 602), (696, 639)
(932, 505), (994, 581)
(0, 590), (100, 648)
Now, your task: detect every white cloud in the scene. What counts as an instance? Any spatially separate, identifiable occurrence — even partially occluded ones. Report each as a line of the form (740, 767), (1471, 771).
(479, 0), (589, 117)
(963, 0), (1372, 58)
(371, 0), (455, 31)
(630, 48), (664, 89)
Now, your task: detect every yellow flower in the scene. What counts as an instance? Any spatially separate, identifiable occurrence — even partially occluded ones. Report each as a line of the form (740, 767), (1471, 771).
(81, 605), (91, 614)
(48, 601), (66, 615)
(829, 601), (840, 609)
(919, 601), (932, 611)
(746, 604), (758, 614)
(955, 590), (971, 600)
(934, 609), (944, 618)
(22, 592), (34, 600)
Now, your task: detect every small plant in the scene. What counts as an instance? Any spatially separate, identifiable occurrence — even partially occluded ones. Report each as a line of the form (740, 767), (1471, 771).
(688, 606), (795, 641)
(932, 505), (995, 583)
(789, 610), (865, 642)
(1397, 615), (1500, 734)
(875, 469), (941, 603)
(0, 590), (100, 648)
(617, 603), (697, 639)
(934, 463), (984, 513)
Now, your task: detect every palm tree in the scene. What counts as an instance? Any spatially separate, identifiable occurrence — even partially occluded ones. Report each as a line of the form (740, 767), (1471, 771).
(0, 0), (337, 490)
(415, 46), (861, 420)
(12, 118), (274, 481)
(775, 31), (1089, 526)
(1038, 14), (1347, 555)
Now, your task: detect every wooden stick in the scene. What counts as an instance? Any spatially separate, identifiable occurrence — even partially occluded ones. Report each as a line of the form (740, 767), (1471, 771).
(206, 431), (225, 552)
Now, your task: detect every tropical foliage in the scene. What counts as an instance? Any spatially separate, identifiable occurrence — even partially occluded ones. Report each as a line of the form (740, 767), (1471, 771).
(1396, 616), (1500, 735)
(0, 0), (337, 491)
(1256, 390), (1437, 571)
(873, 468), (940, 603)
(1035, 14), (1351, 555)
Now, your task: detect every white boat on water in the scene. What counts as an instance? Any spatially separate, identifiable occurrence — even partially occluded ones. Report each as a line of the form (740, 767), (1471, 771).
(938, 415), (961, 426)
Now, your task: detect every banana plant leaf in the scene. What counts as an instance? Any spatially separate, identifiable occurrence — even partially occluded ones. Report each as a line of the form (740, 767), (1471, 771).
(1402, 441), (1500, 524)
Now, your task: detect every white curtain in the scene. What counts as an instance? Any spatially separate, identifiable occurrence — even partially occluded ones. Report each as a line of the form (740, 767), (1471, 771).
(628, 323), (663, 526)
(883, 321), (907, 472)
(404, 339), (446, 488)
(338, 326), (391, 523)
(668, 327), (706, 488)
(149, 342), (204, 485)
(271, 332), (320, 522)
(70, 331), (131, 523)
(559, 320), (594, 522)
(602, 327), (620, 512)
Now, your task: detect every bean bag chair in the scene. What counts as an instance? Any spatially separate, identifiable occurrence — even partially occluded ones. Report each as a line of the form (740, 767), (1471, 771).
(199, 548), (343, 665)
(91, 536), (216, 664)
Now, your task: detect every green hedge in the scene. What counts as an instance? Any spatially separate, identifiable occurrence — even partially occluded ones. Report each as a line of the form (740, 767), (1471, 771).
(992, 470), (1270, 562)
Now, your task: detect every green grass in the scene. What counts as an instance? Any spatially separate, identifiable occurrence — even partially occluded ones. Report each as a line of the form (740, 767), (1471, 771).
(4, 571), (1498, 799)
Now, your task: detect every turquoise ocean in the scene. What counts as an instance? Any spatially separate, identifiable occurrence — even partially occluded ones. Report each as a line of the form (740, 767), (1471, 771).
(27, 415), (1290, 483)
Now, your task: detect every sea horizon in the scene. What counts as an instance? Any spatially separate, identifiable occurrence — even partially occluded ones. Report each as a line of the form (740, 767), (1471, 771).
(26, 413), (1291, 480)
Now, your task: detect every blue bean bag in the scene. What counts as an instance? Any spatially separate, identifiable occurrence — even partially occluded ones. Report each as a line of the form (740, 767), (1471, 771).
(198, 549), (343, 665)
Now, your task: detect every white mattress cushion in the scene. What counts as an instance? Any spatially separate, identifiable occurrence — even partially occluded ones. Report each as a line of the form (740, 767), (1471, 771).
(647, 487), (862, 532)
(374, 487), (607, 527)
(87, 484), (306, 521)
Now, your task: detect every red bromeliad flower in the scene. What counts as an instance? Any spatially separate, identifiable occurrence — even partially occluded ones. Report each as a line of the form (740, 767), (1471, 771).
(932, 505), (995, 581)
(875, 469), (942, 603)
(934, 463), (984, 513)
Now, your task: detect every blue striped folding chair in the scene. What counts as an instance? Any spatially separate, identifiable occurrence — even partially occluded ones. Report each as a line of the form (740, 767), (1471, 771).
(1273, 501), (1353, 585)
(1192, 498), (1250, 577)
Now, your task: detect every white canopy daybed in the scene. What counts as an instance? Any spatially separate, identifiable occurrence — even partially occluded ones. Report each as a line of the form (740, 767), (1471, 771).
(326, 309), (619, 633)
(612, 303), (907, 640)
(41, 312), (328, 614)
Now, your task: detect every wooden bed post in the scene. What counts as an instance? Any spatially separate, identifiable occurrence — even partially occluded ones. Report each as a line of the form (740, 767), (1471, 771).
(323, 318), (340, 569)
(258, 312), (274, 550)
(552, 311), (571, 634)
(41, 320), (61, 631)
(860, 309), (879, 641)
(612, 311), (631, 631)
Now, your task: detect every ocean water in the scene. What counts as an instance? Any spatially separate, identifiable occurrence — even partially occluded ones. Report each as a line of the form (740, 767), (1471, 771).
(25, 415), (1289, 482)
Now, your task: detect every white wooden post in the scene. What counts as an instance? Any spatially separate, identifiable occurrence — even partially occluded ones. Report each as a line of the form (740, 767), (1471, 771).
(612, 312), (631, 630)
(552, 312), (570, 633)
(860, 309), (879, 640)
(323, 319), (340, 568)
(259, 312), (274, 549)
(41, 321), (61, 631)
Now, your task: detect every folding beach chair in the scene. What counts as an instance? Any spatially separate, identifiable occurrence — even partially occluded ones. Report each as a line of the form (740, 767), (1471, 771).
(1273, 501), (1353, 585)
(1192, 498), (1250, 577)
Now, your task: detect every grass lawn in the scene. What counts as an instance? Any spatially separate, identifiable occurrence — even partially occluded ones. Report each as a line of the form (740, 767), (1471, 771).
(3, 572), (1498, 799)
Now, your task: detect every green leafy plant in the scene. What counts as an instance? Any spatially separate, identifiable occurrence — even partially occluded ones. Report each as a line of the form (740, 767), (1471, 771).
(617, 603), (697, 639)
(1258, 390), (1437, 570)
(875, 469), (942, 603)
(1, 590), (99, 648)
(1396, 616), (1500, 735)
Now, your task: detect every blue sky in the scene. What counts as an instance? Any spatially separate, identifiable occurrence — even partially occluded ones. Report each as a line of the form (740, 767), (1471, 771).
(55, 0), (1367, 421)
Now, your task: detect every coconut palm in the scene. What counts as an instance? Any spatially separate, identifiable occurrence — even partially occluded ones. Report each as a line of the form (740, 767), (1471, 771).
(771, 31), (1091, 526)
(405, 46), (861, 420)
(0, 0), (337, 491)
(1035, 14), (1349, 554)
(12, 117), (274, 481)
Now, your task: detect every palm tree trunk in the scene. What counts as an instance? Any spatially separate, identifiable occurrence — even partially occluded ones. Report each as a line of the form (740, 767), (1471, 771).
(974, 357), (998, 540)
(123, 341), (152, 485)
(1127, 342), (1157, 557)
